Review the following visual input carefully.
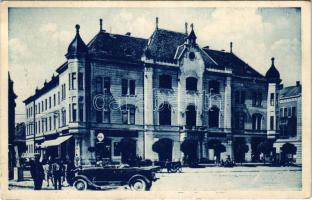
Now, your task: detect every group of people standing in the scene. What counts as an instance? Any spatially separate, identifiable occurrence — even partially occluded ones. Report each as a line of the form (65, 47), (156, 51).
(29, 154), (75, 190)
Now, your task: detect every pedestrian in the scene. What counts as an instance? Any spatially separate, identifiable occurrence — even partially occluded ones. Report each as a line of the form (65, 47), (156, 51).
(45, 156), (54, 187)
(52, 158), (63, 190)
(66, 160), (75, 186)
(214, 155), (217, 165)
(30, 154), (45, 190)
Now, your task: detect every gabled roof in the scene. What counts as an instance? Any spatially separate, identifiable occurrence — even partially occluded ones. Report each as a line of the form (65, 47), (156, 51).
(146, 29), (187, 63)
(87, 31), (148, 63)
(202, 48), (265, 78)
(23, 75), (59, 104)
(279, 85), (301, 99)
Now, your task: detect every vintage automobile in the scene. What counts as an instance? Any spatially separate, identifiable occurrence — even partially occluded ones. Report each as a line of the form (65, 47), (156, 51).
(71, 165), (159, 191)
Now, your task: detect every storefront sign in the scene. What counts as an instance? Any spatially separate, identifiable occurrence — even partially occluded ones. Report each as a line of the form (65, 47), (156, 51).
(97, 132), (105, 142)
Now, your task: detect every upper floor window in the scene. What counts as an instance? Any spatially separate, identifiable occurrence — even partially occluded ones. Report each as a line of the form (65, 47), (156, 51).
(235, 90), (246, 104)
(96, 77), (103, 94)
(121, 105), (135, 125)
(45, 99), (47, 110)
(252, 113), (262, 130)
(159, 103), (171, 125)
(234, 112), (245, 130)
(252, 92), (262, 107)
(159, 75), (172, 89)
(209, 80), (220, 94)
(49, 96), (51, 109)
(186, 77), (198, 91)
(72, 103), (77, 122)
(78, 72), (83, 90)
(270, 93), (275, 106)
(208, 106), (219, 128)
(104, 77), (111, 93)
(186, 105), (196, 126)
(53, 94), (56, 107)
(270, 116), (274, 130)
(121, 79), (135, 96)
(79, 103), (84, 122)
(292, 107), (297, 117)
(71, 72), (77, 90)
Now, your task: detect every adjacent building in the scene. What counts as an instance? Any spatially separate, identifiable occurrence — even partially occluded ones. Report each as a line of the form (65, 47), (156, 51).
(23, 18), (291, 166)
(274, 81), (302, 165)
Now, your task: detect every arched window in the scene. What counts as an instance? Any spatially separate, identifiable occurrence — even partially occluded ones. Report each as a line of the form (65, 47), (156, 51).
(159, 75), (172, 89)
(121, 104), (135, 125)
(159, 103), (171, 125)
(186, 105), (196, 126)
(209, 106), (219, 128)
(186, 77), (198, 91)
(252, 113), (262, 130)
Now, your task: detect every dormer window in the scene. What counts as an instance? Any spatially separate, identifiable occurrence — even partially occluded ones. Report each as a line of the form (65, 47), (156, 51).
(159, 75), (172, 89)
(186, 77), (197, 91)
(189, 52), (195, 60)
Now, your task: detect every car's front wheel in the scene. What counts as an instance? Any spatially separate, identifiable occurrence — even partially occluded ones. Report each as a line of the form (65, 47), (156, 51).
(73, 179), (88, 191)
(129, 178), (148, 191)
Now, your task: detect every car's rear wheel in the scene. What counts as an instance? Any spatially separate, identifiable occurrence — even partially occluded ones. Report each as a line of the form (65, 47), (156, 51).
(73, 179), (88, 191)
(129, 178), (147, 191)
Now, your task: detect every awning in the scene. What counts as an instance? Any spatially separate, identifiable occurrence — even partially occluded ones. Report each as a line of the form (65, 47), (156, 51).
(40, 135), (72, 148)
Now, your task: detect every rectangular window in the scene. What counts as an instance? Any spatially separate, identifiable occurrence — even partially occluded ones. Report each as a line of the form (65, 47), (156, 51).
(41, 101), (44, 112)
(292, 107), (296, 116)
(42, 119), (44, 132)
(270, 93), (274, 106)
(49, 96), (51, 109)
(121, 79), (128, 96)
(53, 115), (56, 130)
(96, 76), (103, 94)
(129, 80), (135, 95)
(38, 121), (40, 133)
(288, 107), (292, 117)
(159, 75), (172, 89)
(78, 72), (83, 90)
(270, 116), (274, 130)
(64, 84), (66, 99)
(104, 110), (110, 123)
(104, 77), (110, 93)
(252, 92), (257, 106)
(53, 94), (56, 107)
(69, 104), (71, 122)
(45, 99), (47, 111)
(79, 103), (84, 122)
(280, 108), (283, 117)
(257, 93), (262, 106)
(58, 91), (60, 104)
(68, 73), (71, 90)
(72, 72), (77, 90)
(284, 108), (287, 118)
(96, 110), (102, 123)
(48, 116), (51, 130)
(235, 91), (240, 104)
(72, 103), (77, 122)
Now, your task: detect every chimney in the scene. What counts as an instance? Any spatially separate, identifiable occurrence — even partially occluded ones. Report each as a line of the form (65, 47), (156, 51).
(156, 17), (159, 30)
(230, 42), (233, 53)
(125, 32), (131, 36)
(296, 81), (300, 87)
(203, 45), (209, 50)
(99, 18), (103, 31)
(185, 22), (188, 35)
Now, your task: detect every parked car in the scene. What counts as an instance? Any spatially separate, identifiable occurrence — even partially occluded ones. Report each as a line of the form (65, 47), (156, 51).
(70, 165), (159, 191)
(154, 161), (182, 173)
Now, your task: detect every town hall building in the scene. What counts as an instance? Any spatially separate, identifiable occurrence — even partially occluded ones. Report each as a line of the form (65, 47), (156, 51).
(24, 18), (289, 166)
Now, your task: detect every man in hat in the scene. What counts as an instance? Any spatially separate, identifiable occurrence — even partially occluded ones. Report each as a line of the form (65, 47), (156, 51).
(30, 154), (44, 190)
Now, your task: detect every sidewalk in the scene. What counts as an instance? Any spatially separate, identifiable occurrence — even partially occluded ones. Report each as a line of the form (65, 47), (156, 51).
(9, 179), (72, 190)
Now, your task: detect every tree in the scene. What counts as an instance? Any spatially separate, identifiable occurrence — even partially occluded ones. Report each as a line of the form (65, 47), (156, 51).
(257, 141), (273, 164)
(152, 138), (173, 161)
(180, 139), (198, 164)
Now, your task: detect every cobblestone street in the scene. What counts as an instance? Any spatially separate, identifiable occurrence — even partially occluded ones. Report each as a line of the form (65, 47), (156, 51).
(9, 166), (301, 191)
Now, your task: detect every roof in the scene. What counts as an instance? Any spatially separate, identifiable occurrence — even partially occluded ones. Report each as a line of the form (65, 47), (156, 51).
(66, 25), (88, 59)
(202, 48), (265, 78)
(279, 84), (301, 99)
(146, 28), (187, 63)
(265, 57), (281, 83)
(87, 31), (148, 63)
(23, 74), (59, 104)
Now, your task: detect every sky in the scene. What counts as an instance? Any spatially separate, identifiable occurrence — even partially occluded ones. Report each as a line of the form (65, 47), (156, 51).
(8, 7), (301, 123)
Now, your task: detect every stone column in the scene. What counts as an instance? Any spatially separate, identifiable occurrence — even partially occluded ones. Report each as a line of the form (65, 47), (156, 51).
(90, 130), (95, 162)
(136, 131), (144, 158)
(224, 76), (232, 130)
(144, 131), (157, 161)
(172, 139), (181, 161)
(225, 139), (234, 160)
